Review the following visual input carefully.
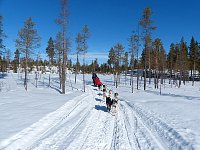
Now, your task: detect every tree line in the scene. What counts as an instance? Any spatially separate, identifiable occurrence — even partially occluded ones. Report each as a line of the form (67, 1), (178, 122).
(1, 4), (200, 93)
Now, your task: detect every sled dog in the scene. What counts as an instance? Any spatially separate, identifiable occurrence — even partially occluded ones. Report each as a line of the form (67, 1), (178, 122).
(111, 92), (119, 114)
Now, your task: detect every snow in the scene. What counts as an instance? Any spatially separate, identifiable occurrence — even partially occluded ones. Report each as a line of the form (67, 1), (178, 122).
(0, 72), (200, 149)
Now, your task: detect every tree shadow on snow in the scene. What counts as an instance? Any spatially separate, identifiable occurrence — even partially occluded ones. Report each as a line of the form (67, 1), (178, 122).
(0, 73), (7, 79)
(145, 90), (200, 101)
(95, 105), (107, 112)
(49, 85), (62, 94)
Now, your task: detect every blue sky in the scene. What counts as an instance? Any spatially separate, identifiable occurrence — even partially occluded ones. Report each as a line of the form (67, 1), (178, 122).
(1, 0), (200, 64)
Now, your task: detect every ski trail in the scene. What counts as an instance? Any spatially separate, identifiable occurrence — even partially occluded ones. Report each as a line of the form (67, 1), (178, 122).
(1, 93), (92, 150)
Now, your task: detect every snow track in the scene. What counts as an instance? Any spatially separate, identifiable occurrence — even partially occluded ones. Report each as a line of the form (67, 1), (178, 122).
(121, 100), (194, 150)
(1, 92), (93, 149)
(1, 83), (195, 150)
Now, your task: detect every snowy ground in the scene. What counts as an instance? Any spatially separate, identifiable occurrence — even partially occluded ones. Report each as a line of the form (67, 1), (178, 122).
(0, 72), (199, 150)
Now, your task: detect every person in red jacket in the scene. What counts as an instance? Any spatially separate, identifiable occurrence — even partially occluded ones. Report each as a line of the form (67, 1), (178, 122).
(95, 77), (102, 90)
(92, 73), (97, 86)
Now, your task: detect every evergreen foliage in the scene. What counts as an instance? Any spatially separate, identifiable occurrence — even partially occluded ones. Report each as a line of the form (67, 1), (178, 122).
(46, 37), (55, 65)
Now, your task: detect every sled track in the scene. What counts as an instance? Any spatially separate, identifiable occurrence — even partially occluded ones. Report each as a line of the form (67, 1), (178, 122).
(111, 116), (120, 150)
(120, 105), (141, 150)
(29, 106), (92, 149)
(28, 93), (93, 149)
(65, 105), (102, 150)
(66, 86), (115, 150)
(2, 93), (92, 149)
(122, 100), (194, 150)
(110, 104), (141, 150)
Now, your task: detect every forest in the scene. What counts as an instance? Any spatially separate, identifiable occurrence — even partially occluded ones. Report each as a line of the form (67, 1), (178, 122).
(0, 1), (200, 93)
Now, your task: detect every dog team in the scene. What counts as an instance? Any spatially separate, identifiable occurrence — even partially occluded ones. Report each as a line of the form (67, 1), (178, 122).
(92, 73), (119, 114)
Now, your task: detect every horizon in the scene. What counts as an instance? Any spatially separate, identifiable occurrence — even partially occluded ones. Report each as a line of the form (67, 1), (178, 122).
(1, 0), (200, 64)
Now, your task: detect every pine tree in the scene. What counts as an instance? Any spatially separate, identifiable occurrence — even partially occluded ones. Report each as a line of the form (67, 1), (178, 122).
(0, 16), (5, 55)
(16, 17), (41, 91)
(93, 58), (99, 72)
(152, 38), (162, 88)
(80, 25), (90, 92)
(139, 7), (156, 90)
(108, 47), (115, 73)
(0, 16), (6, 71)
(123, 52), (129, 72)
(13, 49), (20, 73)
(113, 43), (124, 88)
(67, 59), (72, 69)
(167, 43), (176, 85)
(56, 0), (69, 94)
(75, 32), (82, 83)
(189, 36), (199, 85)
(197, 43), (200, 76)
(180, 38), (189, 85)
(129, 33), (139, 90)
(158, 45), (166, 84)
(55, 32), (62, 88)
(46, 37), (55, 66)
(122, 51), (129, 85)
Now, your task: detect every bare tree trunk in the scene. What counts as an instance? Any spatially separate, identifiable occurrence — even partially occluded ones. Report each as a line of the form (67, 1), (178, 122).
(59, 56), (62, 89)
(115, 73), (118, 88)
(62, 61), (66, 93)
(154, 70), (156, 89)
(192, 61), (195, 86)
(131, 72), (134, 93)
(114, 73), (116, 86)
(144, 45), (147, 90)
(75, 70), (77, 84)
(83, 53), (86, 92)
(24, 49), (28, 91)
(148, 48), (151, 85)
(137, 72), (139, 90)
(75, 54), (78, 84)
(170, 61), (172, 88)
(61, 0), (68, 94)
(125, 71), (127, 85)
(49, 74), (50, 87)
(36, 73), (38, 88)
(179, 71), (182, 88)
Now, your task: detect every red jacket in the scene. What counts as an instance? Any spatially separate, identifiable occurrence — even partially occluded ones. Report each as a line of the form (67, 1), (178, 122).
(95, 77), (102, 85)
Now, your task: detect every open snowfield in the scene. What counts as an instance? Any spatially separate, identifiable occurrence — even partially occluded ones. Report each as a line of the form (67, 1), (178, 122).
(0, 72), (200, 150)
